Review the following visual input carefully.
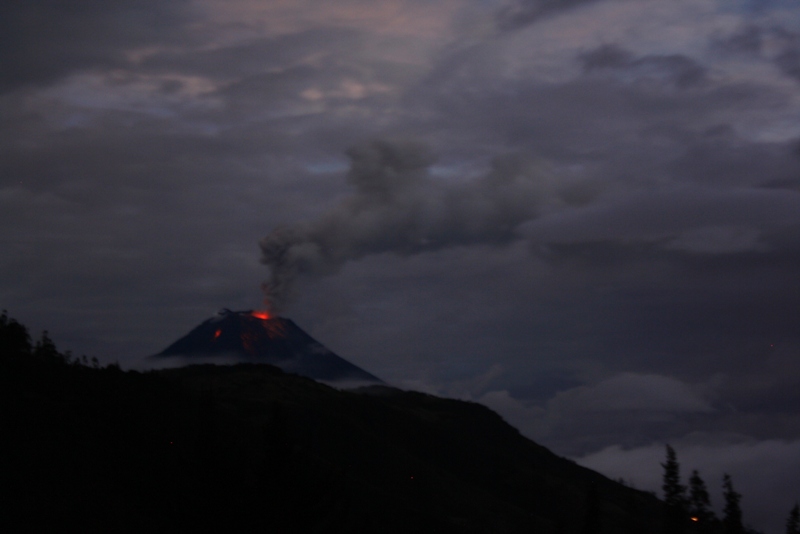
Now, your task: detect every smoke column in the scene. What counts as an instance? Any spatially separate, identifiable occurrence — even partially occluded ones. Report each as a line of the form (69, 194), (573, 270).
(259, 140), (560, 311)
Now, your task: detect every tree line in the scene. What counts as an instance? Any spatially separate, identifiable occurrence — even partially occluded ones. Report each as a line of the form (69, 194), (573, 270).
(0, 309), (110, 369)
(662, 444), (799, 534)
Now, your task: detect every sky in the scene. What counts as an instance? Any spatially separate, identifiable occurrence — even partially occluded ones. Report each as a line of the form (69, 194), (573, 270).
(2, 0), (800, 531)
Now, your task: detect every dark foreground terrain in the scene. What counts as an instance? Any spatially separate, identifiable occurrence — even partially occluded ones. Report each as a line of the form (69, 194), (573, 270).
(1, 314), (664, 533)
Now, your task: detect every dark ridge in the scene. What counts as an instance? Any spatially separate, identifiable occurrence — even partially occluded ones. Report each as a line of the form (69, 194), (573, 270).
(2, 311), (666, 533)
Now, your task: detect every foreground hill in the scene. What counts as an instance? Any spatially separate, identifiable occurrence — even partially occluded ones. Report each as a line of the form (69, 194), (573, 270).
(1, 316), (664, 533)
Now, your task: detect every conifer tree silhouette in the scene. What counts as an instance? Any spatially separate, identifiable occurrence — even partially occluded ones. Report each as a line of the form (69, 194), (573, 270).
(688, 470), (717, 533)
(33, 330), (59, 361)
(787, 503), (800, 534)
(722, 474), (744, 534)
(0, 310), (31, 357)
(662, 444), (689, 533)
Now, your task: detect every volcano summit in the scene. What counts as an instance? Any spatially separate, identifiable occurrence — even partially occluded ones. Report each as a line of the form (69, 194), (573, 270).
(154, 309), (382, 384)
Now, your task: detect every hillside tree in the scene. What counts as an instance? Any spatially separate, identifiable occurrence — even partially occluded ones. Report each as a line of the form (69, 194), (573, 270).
(0, 310), (31, 357)
(688, 470), (717, 531)
(787, 503), (800, 534)
(662, 444), (689, 533)
(722, 474), (744, 534)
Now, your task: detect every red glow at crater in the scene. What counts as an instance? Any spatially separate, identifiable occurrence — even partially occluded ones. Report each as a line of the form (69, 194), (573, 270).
(251, 311), (272, 320)
(214, 329), (221, 339)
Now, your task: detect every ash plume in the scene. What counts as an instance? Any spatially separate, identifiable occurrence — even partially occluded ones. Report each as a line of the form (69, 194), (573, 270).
(259, 140), (560, 311)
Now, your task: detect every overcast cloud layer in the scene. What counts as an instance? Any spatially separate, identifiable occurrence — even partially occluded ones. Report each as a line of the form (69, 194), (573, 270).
(3, 1), (800, 531)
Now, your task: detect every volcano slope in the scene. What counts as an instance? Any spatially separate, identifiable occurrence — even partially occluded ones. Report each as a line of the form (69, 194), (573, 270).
(2, 321), (664, 532)
(154, 309), (383, 384)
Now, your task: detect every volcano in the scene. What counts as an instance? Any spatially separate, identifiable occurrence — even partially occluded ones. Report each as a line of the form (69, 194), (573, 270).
(154, 309), (382, 384)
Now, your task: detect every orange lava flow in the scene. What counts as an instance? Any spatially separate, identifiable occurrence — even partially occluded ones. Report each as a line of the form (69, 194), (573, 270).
(251, 311), (272, 320)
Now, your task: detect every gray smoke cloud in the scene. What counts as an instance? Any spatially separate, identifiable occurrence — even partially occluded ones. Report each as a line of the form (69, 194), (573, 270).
(259, 140), (561, 311)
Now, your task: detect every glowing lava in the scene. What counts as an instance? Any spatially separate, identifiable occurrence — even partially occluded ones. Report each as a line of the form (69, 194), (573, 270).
(214, 329), (222, 339)
(251, 311), (272, 320)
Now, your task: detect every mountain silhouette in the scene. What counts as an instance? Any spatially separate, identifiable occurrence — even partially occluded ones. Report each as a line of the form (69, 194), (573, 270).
(2, 311), (666, 533)
(154, 309), (382, 384)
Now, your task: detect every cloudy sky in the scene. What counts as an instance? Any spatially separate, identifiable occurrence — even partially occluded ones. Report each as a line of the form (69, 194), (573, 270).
(3, 0), (800, 530)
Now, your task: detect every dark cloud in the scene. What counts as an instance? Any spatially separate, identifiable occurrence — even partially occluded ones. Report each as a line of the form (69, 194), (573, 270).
(775, 46), (800, 81)
(669, 131), (800, 188)
(579, 44), (707, 88)
(712, 24), (800, 83)
(0, 0), (193, 92)
(578, 43), (634, 69)
(496, 0), (605, 30)
(416, 53), (764, 182)
(765, 27), (800, 82)
(713, 25), (764, 55)
(141, 28), (366, 81)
